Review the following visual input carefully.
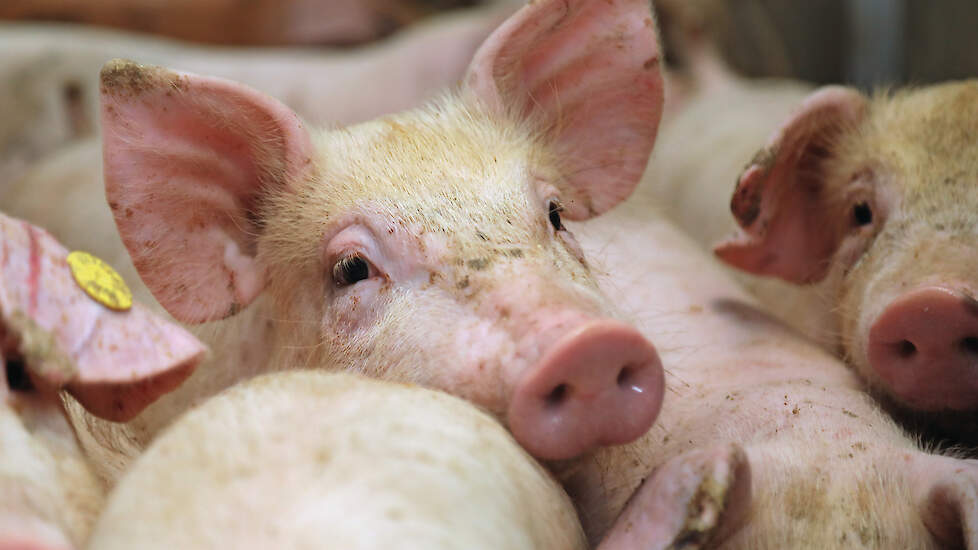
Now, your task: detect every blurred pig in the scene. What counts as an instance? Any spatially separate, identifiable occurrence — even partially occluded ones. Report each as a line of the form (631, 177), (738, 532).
(0, 2), (512, 192)
(554, 187), (978, 549)
(55, 0), (667, 483)
(1, 212), (207, 548)
(88, 371), (588, 550)
(0, 0), (484, 46)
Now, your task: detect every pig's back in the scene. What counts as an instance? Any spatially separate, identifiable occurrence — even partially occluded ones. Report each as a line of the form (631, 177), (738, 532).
(646, 78), (813, 247)
(642, 79), (842, 348)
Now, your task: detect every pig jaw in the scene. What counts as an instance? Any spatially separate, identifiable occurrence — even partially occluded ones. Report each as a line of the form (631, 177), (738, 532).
(256, 100), (663, 460)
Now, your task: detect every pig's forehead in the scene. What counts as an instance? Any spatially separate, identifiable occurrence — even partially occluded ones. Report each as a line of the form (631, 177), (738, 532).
(310, 100), (553, 227)
(855, 81), (978, 184)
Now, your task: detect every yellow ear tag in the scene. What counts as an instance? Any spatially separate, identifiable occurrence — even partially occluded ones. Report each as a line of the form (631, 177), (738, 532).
(67, 251), (133, 311)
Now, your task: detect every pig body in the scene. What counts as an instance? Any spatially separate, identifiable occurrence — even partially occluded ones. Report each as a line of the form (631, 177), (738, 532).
(0, 0), (488, 46)
(645, 75), (825, 339)
(0, 212), (208, 548)
(41, 0), (667, 483)
(88, 371), (587, 550)
(558, 195), (978, 549)
(0, 3), (511, 193)
(1, 389), (104, 550)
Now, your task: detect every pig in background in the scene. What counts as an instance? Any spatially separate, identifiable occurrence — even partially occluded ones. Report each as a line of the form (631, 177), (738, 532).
(646, 26), (978, 445)
(558, 157), (978, 549)
(10, 0), (667, 486)
(0, 2), (514, 194)
(0, 0), (486, 46)
(0, 212), (207, 547)
(89, 372), (588, 550)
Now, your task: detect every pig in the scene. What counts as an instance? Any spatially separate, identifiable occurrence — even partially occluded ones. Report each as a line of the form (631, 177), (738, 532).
(1, 212), (207, 548)
(88, 371), (588, 550)
(646, 53), (978, 439)
(549, 187), (978, 549)
(0, 212), (206, 420)
(0, 0), (479, 46)
(714, 82), (978, 430)
(1, 377), (103, 550)
(0, 2), (512, 193)
(60, 0), (668, 484)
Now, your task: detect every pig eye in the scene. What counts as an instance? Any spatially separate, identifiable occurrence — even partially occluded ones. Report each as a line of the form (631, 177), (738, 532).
(548, 200), (564, 231)
(332, 254), (374, 287)
(852, 202), (873, 227)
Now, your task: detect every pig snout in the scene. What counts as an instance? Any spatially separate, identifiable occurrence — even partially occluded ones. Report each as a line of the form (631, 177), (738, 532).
(867, 286), (978, 411)
(507, 321), (664, 461)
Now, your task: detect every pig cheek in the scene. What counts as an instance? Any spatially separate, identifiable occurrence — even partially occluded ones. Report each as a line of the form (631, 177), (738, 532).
(327, 280), (388, 335)
(445, 316), (518, 417)
(557, 230), (587, 267)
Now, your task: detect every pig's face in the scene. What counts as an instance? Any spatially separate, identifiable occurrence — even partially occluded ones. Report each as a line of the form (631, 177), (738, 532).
(260, 102), (606, 415)
(717, 82), (978, 414)
(100, 0), (668, 460)
(832, 83), (978, 413)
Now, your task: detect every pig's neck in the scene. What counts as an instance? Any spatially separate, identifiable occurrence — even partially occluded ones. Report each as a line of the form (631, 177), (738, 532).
(560, 206), (917, 541)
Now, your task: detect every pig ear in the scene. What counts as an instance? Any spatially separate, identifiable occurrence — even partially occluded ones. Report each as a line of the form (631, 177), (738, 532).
(714, 87), (868, 284)
(100, 59), (315, 323)
(913, 458), (978, 549)
(465, 0), (664, 219)
(0, 213), (206, 421)
(597, 443), (751, 549)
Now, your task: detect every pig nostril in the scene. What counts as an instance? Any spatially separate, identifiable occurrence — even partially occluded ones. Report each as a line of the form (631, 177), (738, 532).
(545, 384), (569, 408)
(895, 340), (917, 359)
(959, 337), (978, 355)
(4, 358), (33, 393)
(616, 365), (635, 389)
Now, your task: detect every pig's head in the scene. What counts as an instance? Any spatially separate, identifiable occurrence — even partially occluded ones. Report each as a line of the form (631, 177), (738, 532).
(715, 82), (978, 414)
(99, 0), (666, 460)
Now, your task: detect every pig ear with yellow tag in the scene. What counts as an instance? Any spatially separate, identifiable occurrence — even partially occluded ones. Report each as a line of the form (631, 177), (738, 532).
(0, 213), (206, 421)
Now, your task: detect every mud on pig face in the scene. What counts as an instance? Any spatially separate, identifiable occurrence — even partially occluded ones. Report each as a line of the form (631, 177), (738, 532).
(717, 82), (978, 413)
(99, 0), (668, 460)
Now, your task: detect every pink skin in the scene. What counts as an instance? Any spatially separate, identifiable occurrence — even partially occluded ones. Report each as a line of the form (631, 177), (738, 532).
(0, 0), (432, 46)
(0, 540), (71, 550)
(556, 206), (978, 548)
(509, 320), (663, 460)
(0, 212), (206, 420)
(96, 0), (666, 461)
(868, 285), (978, 411)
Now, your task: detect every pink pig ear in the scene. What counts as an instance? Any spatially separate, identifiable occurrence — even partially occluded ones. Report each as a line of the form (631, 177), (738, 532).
(714, 86), (867, 284)
(465, 0), (664, 219)
(912, 457), (978, 548)
(0, 213), (206, 421)
(100, 59), (315, 324)
(597, 443), (751, 549)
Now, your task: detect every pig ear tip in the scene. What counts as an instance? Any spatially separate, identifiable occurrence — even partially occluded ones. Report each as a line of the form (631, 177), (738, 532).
(99, 59), (170, 95)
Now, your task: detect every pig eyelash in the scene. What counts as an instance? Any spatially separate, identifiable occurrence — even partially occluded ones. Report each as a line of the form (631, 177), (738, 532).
(332, 253), (375, 287)
(547, 199), (565, 231)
